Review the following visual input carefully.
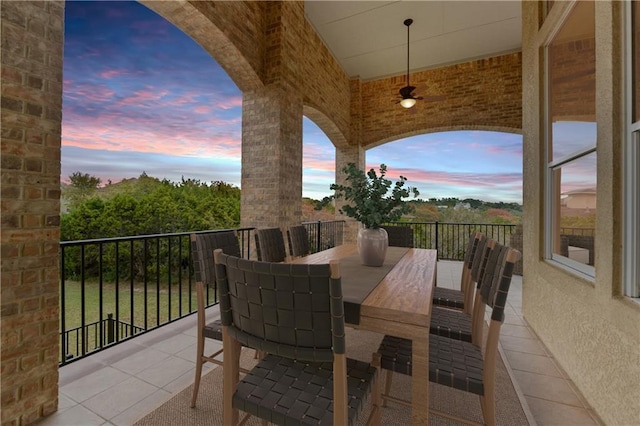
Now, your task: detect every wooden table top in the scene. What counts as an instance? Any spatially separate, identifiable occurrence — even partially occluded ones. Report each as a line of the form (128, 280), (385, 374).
(291, 244), (437, 328)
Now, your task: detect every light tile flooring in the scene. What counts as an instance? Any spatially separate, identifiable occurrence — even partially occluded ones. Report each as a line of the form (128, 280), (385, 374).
(39, 261), (603, 426)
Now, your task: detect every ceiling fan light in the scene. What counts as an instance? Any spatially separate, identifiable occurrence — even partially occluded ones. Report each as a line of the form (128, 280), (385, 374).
(400, 98), (416, 108)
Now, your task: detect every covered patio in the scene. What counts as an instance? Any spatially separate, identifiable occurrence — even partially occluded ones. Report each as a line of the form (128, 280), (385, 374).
(37, 261), (598, 425)
(1, 1), (638, 425)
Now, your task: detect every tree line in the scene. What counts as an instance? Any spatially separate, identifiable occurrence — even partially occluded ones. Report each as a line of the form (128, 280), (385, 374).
(62, 172), (523, 243)
(61, 172), (241, 241)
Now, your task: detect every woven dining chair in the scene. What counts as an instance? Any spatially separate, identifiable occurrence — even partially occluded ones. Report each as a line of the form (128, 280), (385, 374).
(287, 224), (310, 257)
(254, 227), (287, 262)
(214, 250), (382, 425)
(381, 225), (414, 248)
(190, 231), (245, 408)
(377, 241), (521, 426)
(380, 237), (494, 407)
(429, 235), (492, 345)
(432, 231), (484, 313)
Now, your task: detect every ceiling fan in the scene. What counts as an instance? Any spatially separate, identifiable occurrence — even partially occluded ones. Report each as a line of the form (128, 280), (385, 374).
(398, 18), (422, 109)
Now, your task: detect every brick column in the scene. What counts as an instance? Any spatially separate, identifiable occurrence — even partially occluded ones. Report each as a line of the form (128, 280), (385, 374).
(240, 2), (304, 233)
(1, 1), (64, 424)
(241, 86), (303, 230)
(332, 78), (366, 244)
(335, 145), (365, 244)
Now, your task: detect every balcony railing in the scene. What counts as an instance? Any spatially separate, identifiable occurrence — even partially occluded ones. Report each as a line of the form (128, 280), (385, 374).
(384, 222), (519, 260)
(58, 221), (345, 366)
(66, 220), (594, 366)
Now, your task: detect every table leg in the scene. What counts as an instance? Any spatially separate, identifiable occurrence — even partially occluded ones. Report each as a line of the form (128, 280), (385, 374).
(411, 335), (429, 425)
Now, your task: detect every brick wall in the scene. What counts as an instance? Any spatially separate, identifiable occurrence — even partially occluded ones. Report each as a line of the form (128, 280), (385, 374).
(360, 53), (523, 148)
(549, 38), (596, 122)
(1, 1), (64, 424)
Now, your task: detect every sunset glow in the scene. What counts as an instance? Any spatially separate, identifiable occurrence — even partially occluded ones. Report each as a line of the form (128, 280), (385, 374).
(63, 1), (524, 203)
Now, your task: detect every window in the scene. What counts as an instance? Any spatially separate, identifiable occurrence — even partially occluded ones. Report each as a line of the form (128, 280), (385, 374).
(625, 0), (640, 297)
(545, 1), (596, 278)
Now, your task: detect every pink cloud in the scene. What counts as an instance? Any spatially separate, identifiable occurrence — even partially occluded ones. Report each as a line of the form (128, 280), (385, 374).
(117, 89), (169, 106)
(62, 120), (242, 160)
(99, 69), (131, 79)
(215, 96), (243, 110)
(65, 82), (116, 103)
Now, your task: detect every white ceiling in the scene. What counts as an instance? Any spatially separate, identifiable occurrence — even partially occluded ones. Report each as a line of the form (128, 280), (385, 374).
(304, 1), (522, 81)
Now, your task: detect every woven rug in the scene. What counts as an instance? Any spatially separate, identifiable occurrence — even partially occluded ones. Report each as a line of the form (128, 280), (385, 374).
(134, 328), (532, 425)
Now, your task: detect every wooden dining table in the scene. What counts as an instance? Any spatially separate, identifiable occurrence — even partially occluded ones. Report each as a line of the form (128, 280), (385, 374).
(291, 244), (437, 425)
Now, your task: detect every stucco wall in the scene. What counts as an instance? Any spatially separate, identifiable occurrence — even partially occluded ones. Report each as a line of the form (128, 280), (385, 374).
(521, 2), (640, 424)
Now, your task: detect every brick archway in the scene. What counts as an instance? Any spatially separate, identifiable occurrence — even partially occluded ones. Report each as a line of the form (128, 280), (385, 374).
(140, 1), (264, 92)
(360, 53), (523, 149)
(303, 104), (347, 149)
(367, 124), (522, 150)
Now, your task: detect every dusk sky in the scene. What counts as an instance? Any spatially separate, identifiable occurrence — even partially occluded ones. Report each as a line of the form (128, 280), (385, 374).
(62, 1), (525, 203)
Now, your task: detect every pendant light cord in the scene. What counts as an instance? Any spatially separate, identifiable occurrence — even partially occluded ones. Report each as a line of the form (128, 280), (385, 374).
(404, 18), (413, 86)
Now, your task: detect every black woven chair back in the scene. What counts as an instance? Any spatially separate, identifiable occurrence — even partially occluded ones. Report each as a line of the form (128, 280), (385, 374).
(470, 234), (489, 285)
(382, 225), (413, 248)
(191, 231), (241, 286)
(471, 241), (518, 322)
(287, 225), (310, 257)
(487, 244), (518, 322)
(214, 252), (346, 361)
(254, 227), (287, 262)
(463, 231), (483, 272)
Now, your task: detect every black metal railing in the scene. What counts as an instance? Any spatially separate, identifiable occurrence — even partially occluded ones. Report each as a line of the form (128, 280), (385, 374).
(59, 227), (254, 366)
(560, 226), (596, 237)
(385, 222), (519, 260)
(58, 222), (346, 366)
(302, 220), (345, 253)
(62, 313), (145, 362)
(59, 220), (528, 366)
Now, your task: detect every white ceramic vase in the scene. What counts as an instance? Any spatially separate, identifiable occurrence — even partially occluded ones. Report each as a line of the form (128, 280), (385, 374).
(357, 227), (389, 267)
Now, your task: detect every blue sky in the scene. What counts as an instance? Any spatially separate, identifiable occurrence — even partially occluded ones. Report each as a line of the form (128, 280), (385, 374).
(62, 1), (524, 203)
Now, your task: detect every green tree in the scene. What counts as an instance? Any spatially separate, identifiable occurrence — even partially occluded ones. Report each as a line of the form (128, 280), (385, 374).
(65, 172), (102, 208)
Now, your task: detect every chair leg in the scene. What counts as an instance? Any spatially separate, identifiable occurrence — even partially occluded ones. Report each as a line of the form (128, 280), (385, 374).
(371, 353), (382, 425)
(382, 369), (394, 407)
(479, 394), (496, 426)
(190, 338), (205, 408)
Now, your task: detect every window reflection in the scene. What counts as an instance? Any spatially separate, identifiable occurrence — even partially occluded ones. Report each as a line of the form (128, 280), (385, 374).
(552, 152), (597, 266)
(546, 1), (597, 274)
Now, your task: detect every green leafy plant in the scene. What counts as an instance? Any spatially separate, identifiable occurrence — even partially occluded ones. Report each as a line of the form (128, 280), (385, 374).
(319, 163), (419, 229)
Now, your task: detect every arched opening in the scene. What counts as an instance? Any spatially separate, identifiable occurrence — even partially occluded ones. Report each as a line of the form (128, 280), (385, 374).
(367, 130), (523, 224)
(62, 1), (243, 190)
(367, 130), (523, 204)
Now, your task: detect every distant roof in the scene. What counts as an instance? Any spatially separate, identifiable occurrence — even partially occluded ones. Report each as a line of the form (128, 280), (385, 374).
(563, 188), (596, 196)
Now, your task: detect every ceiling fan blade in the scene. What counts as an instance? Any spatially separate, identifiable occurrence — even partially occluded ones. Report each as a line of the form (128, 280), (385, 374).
(423, 95), (446, 102)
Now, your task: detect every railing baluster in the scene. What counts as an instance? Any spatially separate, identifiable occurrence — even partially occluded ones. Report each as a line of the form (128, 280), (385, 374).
(130, 239), (135, 341)
(143, 239), (148, 331)
(60, 246), (67, 363)
(99, 243), (104, 348)
(80, 245), (86, 357)
(115, 242), (119, 343)
(156, 237), (160, 327)
(168, 237), (172, 323)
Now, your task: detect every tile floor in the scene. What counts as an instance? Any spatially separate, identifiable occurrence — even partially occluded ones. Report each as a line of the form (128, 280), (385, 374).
(38, 261), (603, 426)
